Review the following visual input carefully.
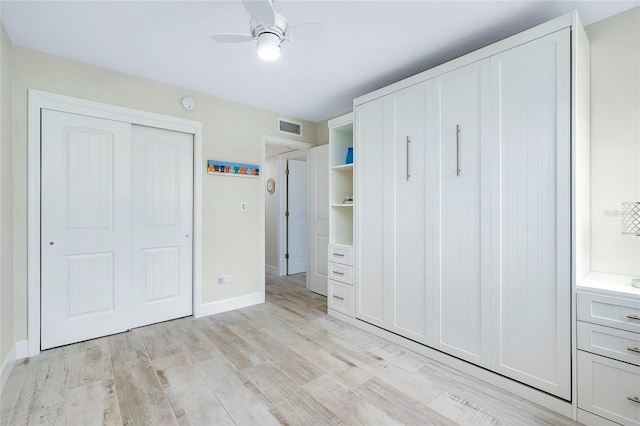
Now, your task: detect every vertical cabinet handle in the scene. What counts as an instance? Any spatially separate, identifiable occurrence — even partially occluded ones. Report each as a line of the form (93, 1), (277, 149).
(456, 124), (461, 176)
(406, 136), (411, 181)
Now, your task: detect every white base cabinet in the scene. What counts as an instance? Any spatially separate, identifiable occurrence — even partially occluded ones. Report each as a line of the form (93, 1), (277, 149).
(577, 285), (640, 426)
(578, 351), (640, 426)
(354, 12), (587, 403)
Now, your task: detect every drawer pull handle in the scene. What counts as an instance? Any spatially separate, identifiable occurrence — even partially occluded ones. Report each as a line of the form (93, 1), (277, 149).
(628, 396), (640, 404)
(333, 271), (344, 276)
(627, 347), (640, 354)
(332, 253), (345, 257)
(332, 295), (344, 301)
(627, 315), (640, 321)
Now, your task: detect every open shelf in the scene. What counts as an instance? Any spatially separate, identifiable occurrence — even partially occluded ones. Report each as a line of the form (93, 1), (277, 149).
(329, 113), (354, 247)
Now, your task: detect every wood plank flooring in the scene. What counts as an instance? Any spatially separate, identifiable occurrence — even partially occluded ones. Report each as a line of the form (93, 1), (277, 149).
(1, 272), (578, 425)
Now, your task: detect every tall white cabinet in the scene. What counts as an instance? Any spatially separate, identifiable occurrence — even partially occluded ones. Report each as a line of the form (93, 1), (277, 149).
(354, 12), (589, 408)
(327, 113), (355, 319)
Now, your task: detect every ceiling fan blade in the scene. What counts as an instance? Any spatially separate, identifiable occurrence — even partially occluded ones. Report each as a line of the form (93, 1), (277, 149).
(209, 33), (255, 44)
(242, 0), (275, 26)
(287, 22), (327, 48)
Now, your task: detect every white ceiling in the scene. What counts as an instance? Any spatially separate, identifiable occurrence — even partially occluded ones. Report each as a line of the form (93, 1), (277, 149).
(2, 1), (638, 122)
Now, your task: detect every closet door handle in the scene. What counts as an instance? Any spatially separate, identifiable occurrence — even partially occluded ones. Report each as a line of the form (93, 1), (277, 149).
(456, 125), (461, 176)
(406, 136), (411, 181)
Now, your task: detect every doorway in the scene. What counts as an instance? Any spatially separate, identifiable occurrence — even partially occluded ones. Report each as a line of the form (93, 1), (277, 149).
(264, 140), (310, 277)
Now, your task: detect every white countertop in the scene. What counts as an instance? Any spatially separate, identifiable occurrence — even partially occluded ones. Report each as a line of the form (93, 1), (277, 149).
(577, 272), (640, 300)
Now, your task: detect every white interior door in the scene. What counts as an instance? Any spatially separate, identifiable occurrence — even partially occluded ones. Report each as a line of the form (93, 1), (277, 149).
(130, 125), (193, 328)
(41, 110), (132, 350)
(287, 159), (308, 274)
(307, 145), (329, 295)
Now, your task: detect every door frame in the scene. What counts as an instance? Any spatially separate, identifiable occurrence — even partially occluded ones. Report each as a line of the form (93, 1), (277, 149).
(27, 89), (204, 357)
(261, 136), (314, 278)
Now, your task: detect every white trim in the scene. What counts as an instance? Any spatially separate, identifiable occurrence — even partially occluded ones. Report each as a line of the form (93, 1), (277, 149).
(577, 409), (619, 426)
(0, 340), (26, 393)
(261, 135), (315, 278)
(278, 157), (288, 276)
(265, 264), (278, 276)
(15, 340), (28, 359)
(27, 89), (204, 357)
(196, 291), (264, 317)
(0, 343), (17, 392)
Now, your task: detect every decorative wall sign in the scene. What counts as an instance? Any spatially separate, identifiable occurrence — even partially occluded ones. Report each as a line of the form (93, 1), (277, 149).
(267, 178), (276, 194)
(207, 160), (260, 177)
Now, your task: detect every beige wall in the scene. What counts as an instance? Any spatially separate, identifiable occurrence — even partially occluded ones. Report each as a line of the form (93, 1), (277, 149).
(10, 46), (317, 343)
(586, 6), (640, 276)
(315, 119), (330, 146)
(1, 22), (14, 367)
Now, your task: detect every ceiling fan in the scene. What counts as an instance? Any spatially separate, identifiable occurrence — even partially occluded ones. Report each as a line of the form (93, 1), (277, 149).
(210, 0), (325, 61)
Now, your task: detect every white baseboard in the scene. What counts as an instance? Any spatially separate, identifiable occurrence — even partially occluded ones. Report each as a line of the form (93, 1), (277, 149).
(265, 264), (278, 275)
(15, 340), (29, 359)
(0, 343), (17, 393)
(195, 291), (264, 318)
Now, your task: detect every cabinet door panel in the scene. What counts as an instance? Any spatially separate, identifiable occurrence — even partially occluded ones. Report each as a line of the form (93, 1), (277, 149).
(393, 85), (429, 343)
(431, 61), (490, 366)
(355, 99), (388, 326)
(490, 29), (571, 399)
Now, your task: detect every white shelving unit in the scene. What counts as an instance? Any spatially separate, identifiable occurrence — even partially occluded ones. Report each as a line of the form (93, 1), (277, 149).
(327, 113), (354, 319)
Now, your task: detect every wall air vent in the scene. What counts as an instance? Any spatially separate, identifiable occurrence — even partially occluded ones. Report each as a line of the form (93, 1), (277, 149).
(278, 118), (303, 136)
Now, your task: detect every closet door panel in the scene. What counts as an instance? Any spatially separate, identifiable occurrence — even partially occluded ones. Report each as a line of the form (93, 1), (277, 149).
(432, 61), (490, 366)
(490, 29), (571, 399)
(393, 85), (429, 343)
(355, 99), (388, 326)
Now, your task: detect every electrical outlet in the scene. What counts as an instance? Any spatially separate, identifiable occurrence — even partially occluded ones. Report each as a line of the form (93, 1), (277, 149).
(240, 202), (247, 212)
(217, 275), (232, 284)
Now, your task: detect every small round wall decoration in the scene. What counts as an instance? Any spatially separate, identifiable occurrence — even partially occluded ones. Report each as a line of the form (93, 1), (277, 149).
(267, 178), (276, 194)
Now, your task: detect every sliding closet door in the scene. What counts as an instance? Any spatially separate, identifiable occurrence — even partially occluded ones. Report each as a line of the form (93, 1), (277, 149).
(41, 112), (194, 349)
(490, 29), (571, 399)
(41, 110), (132, 349)
(130, 125), (193, 328)
(431, 60), (491, 367)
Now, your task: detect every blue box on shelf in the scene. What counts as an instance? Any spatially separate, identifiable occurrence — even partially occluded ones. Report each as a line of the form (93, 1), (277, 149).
(345, 147), (353, 164)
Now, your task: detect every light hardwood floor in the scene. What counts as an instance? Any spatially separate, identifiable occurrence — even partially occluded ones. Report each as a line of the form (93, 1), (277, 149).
(1, 273), (578, 425)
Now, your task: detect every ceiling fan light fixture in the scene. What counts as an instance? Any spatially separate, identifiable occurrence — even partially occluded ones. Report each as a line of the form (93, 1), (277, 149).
(257, 32), (281, 61)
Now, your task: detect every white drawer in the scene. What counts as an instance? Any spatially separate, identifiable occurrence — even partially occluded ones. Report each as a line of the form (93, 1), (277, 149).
(578, 322), (640, 366)
(328, 244), (353, 266)
(578, 292), (640, 333)
(328, 280), (354, 317)
(578, 350), (640, 425)
(328, 262), (353, 285)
